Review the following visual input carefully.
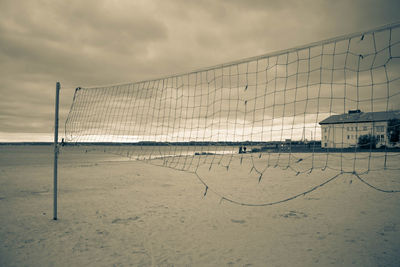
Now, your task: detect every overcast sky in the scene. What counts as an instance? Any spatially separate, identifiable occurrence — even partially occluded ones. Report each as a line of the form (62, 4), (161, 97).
(1, 0), (400, 142)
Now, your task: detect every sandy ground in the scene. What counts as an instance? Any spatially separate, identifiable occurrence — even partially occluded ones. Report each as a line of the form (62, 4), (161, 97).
(0, 145), (400, 266)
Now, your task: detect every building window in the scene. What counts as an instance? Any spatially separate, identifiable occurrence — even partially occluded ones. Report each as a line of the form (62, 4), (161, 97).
(324, 143), (327, 147)
(375, 126), (384, 132)
(347, 127), (350, 131)
(324, 128), (327, 133)
(381, 134), (385, 139)
(363, 126), (367, 131)
(347, 135), (350, 139)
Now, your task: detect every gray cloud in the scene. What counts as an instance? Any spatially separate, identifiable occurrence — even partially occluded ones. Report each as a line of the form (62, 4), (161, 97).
(0, 0), (399, 141)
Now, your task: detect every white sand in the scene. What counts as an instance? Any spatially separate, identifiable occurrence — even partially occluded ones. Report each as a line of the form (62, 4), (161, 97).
(0, 145), (399, 266)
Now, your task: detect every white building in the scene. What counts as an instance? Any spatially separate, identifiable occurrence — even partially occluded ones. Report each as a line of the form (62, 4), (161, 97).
(319, 110), (400, 148)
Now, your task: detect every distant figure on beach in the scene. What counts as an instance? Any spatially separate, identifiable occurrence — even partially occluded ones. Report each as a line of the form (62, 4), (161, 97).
(243, 146), (247, 153)
(239, 146), (243, 154)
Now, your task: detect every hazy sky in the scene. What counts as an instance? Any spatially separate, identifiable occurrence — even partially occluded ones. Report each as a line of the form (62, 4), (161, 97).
(1, 0), (400, 142)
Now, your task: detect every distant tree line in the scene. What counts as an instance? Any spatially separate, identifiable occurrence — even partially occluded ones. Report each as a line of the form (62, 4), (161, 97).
(357, 118), (400, 148)
(387, 118), (400, 145)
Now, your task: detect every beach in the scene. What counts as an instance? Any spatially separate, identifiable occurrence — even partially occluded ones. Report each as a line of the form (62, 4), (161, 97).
(0, 145), (399, 266)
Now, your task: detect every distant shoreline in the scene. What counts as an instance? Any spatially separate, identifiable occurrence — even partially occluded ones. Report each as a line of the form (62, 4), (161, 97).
(0, 142), (53, 146)
(0, 141), (321, 146)
(1, 142), (399, 153)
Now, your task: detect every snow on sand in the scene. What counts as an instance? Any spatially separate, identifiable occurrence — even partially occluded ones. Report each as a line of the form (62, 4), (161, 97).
(0, 145), (399, 266)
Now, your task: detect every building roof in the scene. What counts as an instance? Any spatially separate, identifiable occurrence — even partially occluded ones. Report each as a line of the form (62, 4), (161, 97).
(319, 110), (400, 125)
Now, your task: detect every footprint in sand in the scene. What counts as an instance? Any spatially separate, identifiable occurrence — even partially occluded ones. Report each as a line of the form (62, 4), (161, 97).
(280, 210), (308, 219)
(231, 219), (246, 224)
(111, 216), (140, 224)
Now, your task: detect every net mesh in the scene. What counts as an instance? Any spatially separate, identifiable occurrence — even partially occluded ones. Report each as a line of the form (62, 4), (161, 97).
(64, 23), (400, 205)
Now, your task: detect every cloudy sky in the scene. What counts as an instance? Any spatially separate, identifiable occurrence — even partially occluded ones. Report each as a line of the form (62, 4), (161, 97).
(1, 0), (400, 142)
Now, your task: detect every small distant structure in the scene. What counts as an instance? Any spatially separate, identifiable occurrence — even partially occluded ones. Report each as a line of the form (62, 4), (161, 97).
(319, 110), (400, 148)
